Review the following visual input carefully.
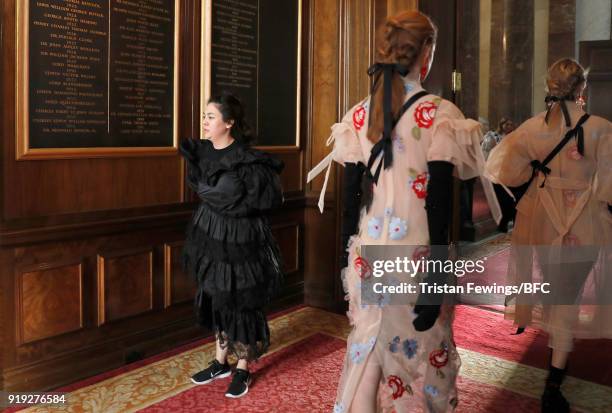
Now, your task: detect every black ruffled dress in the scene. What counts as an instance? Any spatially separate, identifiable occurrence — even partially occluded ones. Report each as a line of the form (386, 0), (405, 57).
(179, 138), (284, 361)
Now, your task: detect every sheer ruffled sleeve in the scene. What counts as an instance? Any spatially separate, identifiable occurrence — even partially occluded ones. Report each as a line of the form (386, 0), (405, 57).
(594, 132), (612, 204)
(427, 100), (502, 223)
(306, 100), (367, 213)
(427, 101), (484, 180)
(331, 102), (367, 166)
(484, 127), (533, 187)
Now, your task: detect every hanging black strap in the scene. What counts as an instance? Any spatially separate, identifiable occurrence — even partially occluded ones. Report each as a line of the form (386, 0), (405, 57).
(364, 63), (412, 185)
(544, 95), (574, 127)
(529, 113), (590, 189)
(365, 89), (430, 184)
(394, 90), (430, 129)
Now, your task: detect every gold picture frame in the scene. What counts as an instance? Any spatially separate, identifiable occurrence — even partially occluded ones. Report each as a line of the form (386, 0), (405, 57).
(15, 1), (180, 160)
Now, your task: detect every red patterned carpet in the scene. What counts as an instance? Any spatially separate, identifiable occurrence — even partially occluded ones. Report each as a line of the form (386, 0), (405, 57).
(13, 306), (611, 412)
(137, 306), (612, 412)
(141, 333), (344, 413)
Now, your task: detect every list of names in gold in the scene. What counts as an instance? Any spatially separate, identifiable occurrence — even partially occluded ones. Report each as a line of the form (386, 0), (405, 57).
(211, 0), (258, 90)
(110, 0), (174, 140)
(28, 0), (175, 148)
(29, 0), (108, 145)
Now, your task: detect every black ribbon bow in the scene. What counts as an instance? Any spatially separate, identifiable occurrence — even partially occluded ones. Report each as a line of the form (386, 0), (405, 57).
(530, 160), (552, 188)
(529, 113), (589, 189)
(365, 63), (410, 184)
(544, 95), (574, 127)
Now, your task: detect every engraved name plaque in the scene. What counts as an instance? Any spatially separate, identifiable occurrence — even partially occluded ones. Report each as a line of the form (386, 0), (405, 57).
(17, 0), (179, 159)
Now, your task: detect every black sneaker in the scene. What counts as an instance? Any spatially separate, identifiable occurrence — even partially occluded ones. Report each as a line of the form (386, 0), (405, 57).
(541, 386), (569, 413)
(225, 368), (252, 398)
(190, 359), (231, 385)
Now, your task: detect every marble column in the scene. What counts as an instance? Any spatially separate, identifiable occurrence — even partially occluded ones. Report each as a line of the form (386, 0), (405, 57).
(533, 0), (549, 115)
(576, 0), (612, 56)
(479, 0), (492, 125)
(488, 0), (534, 128)
(457, 0), (480, 120)
(548, 0), (576, 66)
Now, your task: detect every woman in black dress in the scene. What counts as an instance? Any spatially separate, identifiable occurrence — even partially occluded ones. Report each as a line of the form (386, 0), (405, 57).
(179, 93), (284, 398)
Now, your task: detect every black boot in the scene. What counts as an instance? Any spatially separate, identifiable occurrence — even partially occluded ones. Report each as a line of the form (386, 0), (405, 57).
(541, 366), (569, 413)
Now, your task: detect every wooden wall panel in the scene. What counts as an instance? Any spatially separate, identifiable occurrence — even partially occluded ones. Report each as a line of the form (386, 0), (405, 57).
(272, 224), (300, 274)
(18, 263), (83, 344)
(163, 242), (196, 308)
(386, 0), (418, 16)
(340, 0), (374, 112)
(275, 149), (303, 195)
(307, 0), (340, 195)
(97, 250), (154, 325)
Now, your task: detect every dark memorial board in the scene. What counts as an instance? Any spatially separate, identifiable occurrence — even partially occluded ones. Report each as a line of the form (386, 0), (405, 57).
(209, 0), (299, 146)
(210, 0), (259, 133)
(24, 0), (176, 152)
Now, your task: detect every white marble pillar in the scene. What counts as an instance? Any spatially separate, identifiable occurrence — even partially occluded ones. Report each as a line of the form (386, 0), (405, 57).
(576, 0), (612, 56)
(533, 0), (550, 115)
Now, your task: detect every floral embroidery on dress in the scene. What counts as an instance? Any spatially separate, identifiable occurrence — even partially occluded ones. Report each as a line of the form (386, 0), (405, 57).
(567, 143), (583, 160)
(412, 245), (431, 262)
(333, 401), (346, 413)
(393, 134), (406, 152)
(353, 105), (366, 131)
(389, 336), (401, 353)
(384, 207), (393, 217)
(424, 384), (439, 397)
(389, 216), (408, 240)
(354, 256), (373, 279)
(389, 336), (418, 359)
(368, 216), (384, 239)
(402, 338), (419, 359)
(562, 233), (580, 246)
(349, 337), (376, 364)
(414, 100), (439, 129)
(387, 375), (414, 400)
(429, 342), (450, 378)
(563, 190), (578, 207)
(408, 169), (429, 199)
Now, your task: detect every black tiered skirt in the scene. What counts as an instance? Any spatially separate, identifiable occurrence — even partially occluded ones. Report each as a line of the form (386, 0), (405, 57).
(183, 203), (283, 361)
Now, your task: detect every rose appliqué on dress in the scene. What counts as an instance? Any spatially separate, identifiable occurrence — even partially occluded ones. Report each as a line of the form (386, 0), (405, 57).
(368, 216), (384, 239)
(408, 169), (429, 199)
(354, 256), (372, 279)
(429, 341), (450, 378)
(389, 216), (408, 240)
(567, 143), (583, 160)
(563, 190), (578, 207)
(412, 245), (431, 262)
(412, 98), (441, 140)
(562, 233), (580, 246)
(387, 375), (414, 400)
(353, 105), (366, 131)
(414, 101), (438, 128)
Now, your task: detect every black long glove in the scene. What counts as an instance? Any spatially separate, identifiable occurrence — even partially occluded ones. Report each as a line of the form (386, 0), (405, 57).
(340, 162), (365, 268)
(413, 160), (454, 332)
